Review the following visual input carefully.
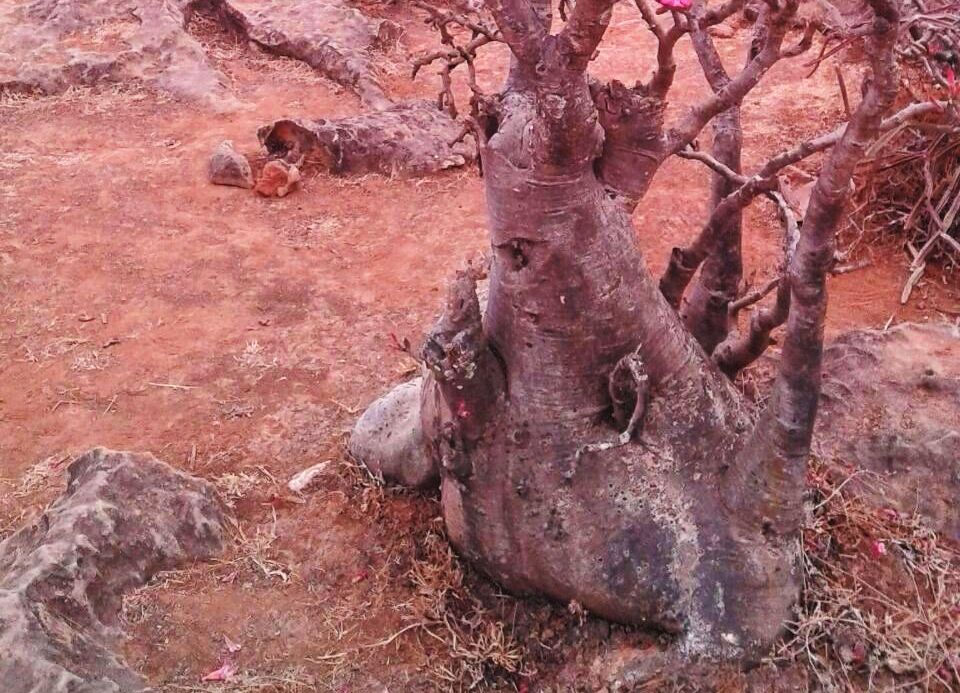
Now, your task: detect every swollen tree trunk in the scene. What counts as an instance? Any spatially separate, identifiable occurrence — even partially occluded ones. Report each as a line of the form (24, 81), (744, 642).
(351, 0), (902, 662)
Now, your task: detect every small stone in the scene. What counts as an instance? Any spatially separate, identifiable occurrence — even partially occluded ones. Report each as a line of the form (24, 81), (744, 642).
(708, 23), (736, 39)
(255, 159), (301, 198)
(287, 461), (332, 494)
(208, 140), (254, 189)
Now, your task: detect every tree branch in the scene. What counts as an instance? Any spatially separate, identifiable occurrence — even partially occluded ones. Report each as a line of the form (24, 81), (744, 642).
(634, 0), (690, 97)
(727, 0), (903, 538)
(679, 100), (952, 190)
(678, 0), (748, 354)
(712, 193), (799, 375)
(659, 173), (778, 308)
(663, 0), (800, 155)
(483, 0), (548, 63)
(557, 0), (618, 71)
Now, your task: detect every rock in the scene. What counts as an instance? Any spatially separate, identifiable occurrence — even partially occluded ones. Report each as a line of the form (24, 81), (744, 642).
(217, 0), (400, 109)
(258, 101), (475, 178)
(0, 447), (225, 693)
(288, 460), (332, 493)
(254, 159), (301, 197)
(0, 0), (402, 107)
(0, 0), (232, 105)
(818, 322), (960, 540)
(349, 377), (438, 489)
(208, 140), (254, 189)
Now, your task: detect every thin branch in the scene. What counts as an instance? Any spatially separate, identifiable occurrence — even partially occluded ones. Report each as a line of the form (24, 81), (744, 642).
(411, 2), (503, 119)
(659, 173), (779, 308)
(702, 0), (747, 27)
(677, 146), (746, 184)
(663, 0), (800, 154)
(680, 101), (952, 191)
(634, 0), (688, 97)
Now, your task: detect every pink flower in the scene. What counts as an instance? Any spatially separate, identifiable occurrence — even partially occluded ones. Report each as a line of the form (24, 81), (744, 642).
(946, 67), (959, 96)
(655, 0), (693, 8)
(869, 540), (887, 560)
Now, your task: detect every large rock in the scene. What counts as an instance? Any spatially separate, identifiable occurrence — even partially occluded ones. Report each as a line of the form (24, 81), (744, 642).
(0, 0), (230, 104)
(0, 447), (225, 693)
(817, 322), (960, 539)
(258, 101), (475, 177)
(349, 377), (438, 489)
(217, 0), (400, 109)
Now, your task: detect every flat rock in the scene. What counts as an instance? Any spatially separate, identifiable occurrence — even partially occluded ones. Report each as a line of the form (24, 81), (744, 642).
(818, 322), (960, 540)
(0, 447), (225, 693)
(218, 0), (399, 109)
(258, 100), (475, 177)
(0, 0), (230, 104)
(208, 140), (254, 188)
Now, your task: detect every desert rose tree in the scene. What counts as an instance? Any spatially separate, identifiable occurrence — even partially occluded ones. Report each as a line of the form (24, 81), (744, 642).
(350, 0), (906, 660)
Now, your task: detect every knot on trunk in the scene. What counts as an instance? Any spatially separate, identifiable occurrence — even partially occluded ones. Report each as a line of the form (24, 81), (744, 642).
(422, 268), (486, 386)
(590, 79), (666, 205)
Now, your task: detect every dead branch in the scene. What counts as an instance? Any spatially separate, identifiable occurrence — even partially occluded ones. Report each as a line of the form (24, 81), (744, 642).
(411, 2), (502, 118)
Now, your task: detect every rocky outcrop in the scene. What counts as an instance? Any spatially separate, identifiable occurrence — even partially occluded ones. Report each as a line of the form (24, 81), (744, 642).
(0, 447), (225, 693)
(258, 101), (475, 177)
(0, 0), (230, 104)
(0, 0), (399, 108)
(217, 0), (400, 109)
(817, 322), (960, 540)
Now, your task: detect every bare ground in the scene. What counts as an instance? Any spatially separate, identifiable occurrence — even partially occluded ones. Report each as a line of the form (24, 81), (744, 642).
(1, 4), (958, 691)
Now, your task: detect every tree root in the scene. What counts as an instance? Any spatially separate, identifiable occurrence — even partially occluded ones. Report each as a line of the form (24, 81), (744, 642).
(258, 101), (476, 177)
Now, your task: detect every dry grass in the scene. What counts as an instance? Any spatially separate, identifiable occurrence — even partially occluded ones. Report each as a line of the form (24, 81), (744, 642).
(13, 453), (72, 497)
(234, 340), (279, 372)
(0, 82), (170, 115)
(71, 349), (112, 371)
(776, 462), (960, 691)
(400, 527), (532, 689)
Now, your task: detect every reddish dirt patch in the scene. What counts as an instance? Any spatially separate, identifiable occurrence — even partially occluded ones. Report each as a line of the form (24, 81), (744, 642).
(1, 5), (958, 691)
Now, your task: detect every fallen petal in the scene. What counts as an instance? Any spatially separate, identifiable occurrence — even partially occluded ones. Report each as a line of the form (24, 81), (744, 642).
(869, 540), (887, 559)
(202, 662), (237, 682)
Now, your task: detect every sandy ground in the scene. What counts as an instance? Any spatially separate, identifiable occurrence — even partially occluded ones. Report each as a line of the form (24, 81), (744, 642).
(1, 3), (958, 691)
